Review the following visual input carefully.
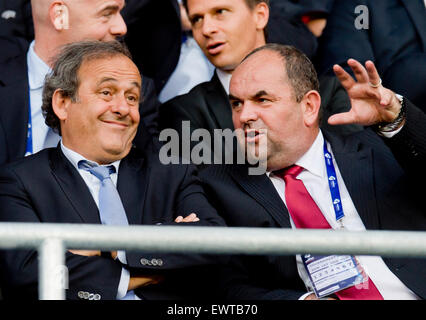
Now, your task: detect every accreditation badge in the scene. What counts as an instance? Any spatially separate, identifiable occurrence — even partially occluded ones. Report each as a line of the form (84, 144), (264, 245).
(302, 254), (367, 298)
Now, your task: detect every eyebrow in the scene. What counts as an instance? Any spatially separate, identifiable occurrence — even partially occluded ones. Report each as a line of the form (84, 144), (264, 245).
(228, 94), (239, 100)
(97, 77), (141, 90)
(189, 4), (230, 19)
(228, 90), (269, 101)
(253, 90), (269, 98)
(97, 3), (121, 15)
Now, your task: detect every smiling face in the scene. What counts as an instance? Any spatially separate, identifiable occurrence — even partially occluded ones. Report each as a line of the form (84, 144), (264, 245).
(230, 50), (320, 171)
(186, 0), (268, 72)
(58, 55), (141, 164)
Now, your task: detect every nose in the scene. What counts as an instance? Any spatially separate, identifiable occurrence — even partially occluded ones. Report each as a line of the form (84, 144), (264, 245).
(238, 102), (258, 125)
(202, 15), (218, 37)
(110, 13), (127, 38)
(111, 93), (131, 117)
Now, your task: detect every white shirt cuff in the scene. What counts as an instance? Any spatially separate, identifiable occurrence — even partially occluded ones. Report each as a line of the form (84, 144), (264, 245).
(299, 291), (315, 300)
(378, 124), (404, 138)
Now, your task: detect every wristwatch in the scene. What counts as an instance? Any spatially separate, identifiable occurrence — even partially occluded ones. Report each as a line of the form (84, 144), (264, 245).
(375, 94), (405, 133)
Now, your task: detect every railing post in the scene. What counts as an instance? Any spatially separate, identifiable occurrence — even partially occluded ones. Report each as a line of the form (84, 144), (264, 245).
(38, 238), (66, 300)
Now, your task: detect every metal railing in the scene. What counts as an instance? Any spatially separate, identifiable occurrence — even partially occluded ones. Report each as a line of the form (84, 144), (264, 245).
(0, 222), (425, 300)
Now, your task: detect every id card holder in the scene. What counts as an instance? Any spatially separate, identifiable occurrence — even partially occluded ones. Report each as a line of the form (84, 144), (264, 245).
(302, 254), (366, 298)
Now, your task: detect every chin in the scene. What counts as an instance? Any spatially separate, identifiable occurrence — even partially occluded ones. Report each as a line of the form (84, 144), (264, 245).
(102, 141), (132, 158)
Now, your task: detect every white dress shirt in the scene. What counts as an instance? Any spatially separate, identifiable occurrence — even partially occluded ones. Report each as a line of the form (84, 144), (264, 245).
(159, 36), (215, 103)
(27, 41), (61, 154)
(60, 142), (139, 300)
(216, 68), (232, 95)
(267, 131), (419, 300)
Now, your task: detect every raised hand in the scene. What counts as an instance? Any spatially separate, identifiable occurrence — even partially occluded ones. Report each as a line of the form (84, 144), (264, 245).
(328, 59), (402, 127)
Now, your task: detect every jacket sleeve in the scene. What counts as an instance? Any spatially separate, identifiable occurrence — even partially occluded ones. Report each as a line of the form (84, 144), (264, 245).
(125, 163), (228, 270)
(0, 166), (123, 300)
(384, 99), (426, 177)
(218, 256), (306, 300)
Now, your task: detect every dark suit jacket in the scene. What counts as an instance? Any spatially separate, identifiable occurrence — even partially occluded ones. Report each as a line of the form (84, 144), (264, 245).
(316, 0), (426, 109)
(0, 138), (226, 300)
(0, 0), (33, 46)
(159, 72), (236, 165)
(267, 0), (336, 59)
(159, 72), (233, 138)
(199, 100), (426, 300)
(121, 0), (181, 93)
(0, 43), (161, 166)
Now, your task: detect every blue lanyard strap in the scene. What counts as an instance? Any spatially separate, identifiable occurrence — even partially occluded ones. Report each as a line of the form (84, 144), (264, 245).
(323, 140), (345, 222)
(25, 93), (33, 156)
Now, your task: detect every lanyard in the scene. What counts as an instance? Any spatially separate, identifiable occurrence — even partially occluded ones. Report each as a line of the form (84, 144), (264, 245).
(25, 93), (33, 156)
(323, 140), (345, 222)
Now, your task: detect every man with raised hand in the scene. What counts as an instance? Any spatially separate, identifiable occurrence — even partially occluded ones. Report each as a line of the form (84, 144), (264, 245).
(200, 44), (426, 300)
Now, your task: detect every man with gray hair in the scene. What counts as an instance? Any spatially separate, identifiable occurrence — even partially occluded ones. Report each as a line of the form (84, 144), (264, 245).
(0, 40), (225, 300)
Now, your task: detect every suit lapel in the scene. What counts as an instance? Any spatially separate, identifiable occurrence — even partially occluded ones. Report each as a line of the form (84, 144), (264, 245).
(117, 150), (148, 225)
(49, 147), (101, 224)
(401, 0), (426, 51)
(205, 72), (235, 131)
(0, 53), (30, 160)
(326, 132), (380, 229)
(229, 165), (292, 228)
(50, 147), (149, 225)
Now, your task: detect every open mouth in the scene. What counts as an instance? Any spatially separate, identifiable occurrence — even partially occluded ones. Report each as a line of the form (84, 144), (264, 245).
(245, 129), (263, 143)
(207, 42), (225, 55)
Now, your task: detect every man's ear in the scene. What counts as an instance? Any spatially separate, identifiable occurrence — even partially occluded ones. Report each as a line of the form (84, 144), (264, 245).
(52, 89), (71, 121)
(49, 2), (69, 30)
(301, 90), (322, 127)
(254, 2), (269, 30)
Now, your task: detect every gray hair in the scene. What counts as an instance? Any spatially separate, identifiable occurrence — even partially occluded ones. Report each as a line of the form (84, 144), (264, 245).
(42, 40), (133, 135)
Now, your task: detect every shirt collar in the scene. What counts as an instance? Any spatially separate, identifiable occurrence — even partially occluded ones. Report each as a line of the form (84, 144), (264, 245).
(27, 41), (51, 90)
(60, 141), (121, 174)
(216, 68), (232, 95)
(294, 130), (325, 178)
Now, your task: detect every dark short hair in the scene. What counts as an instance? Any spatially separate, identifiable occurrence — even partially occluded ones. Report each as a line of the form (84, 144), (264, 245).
(182, 0), (270, 13)
(182, 0), (270, 42)
(42, 40), (133, 135)
(243, 43), (320, 103)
